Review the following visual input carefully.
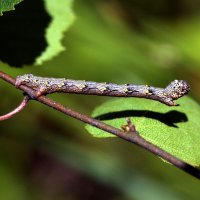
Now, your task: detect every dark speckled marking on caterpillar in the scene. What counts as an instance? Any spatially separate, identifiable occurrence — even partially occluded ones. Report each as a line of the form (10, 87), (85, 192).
(15, 74), (190, 106)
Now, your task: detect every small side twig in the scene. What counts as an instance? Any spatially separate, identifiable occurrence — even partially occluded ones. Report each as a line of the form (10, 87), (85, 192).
(121, 118), (137, 132)
(0, 96), (29, 121)
(0, 71), (200, 179)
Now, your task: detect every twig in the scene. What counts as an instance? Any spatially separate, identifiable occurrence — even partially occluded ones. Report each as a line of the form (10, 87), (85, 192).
(0, 96), (29, 121)
(0, 71), (200, 179)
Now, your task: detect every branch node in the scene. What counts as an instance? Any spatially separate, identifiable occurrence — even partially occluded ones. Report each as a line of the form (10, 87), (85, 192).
(121, 118), (137, 133)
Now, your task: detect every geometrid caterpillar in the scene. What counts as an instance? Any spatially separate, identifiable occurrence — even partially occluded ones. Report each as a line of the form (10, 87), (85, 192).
(15, 74), (190, 106)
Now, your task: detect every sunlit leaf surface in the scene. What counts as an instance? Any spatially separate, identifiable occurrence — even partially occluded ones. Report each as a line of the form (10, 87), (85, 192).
(0, 0), (23, 15)
(86, 96), (200, 166)
(35, 0), (75, 65)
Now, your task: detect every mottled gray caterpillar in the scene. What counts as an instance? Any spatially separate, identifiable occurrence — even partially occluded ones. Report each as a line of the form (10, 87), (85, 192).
(15, 74), (190, 106)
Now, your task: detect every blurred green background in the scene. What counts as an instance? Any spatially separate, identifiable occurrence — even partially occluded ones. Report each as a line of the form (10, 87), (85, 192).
(1, 0), (200, 199)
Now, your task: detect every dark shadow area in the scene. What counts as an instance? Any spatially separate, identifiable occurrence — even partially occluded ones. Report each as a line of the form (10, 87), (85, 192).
(28, 149), (122, 200)
(0, 0), (51, 67)
(96, 0), (200, 32)
(96, 110), (188, 128)
(116, 0), (200, 20)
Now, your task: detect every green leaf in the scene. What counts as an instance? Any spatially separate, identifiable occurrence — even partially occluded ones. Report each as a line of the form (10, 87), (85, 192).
(86, 97), (200, 167)
(35, 0), (75, 65)
(0, 0), (23, 15)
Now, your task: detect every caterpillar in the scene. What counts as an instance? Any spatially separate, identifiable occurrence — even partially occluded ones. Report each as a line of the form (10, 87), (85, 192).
(15, 74), (190, 106)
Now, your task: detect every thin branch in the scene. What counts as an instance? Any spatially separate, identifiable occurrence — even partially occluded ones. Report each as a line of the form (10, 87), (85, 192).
(0, 71), (200, 179)
(0, 96), (29, 121)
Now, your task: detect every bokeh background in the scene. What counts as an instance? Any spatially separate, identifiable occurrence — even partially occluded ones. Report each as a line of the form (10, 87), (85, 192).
(1, 0), (200, 199)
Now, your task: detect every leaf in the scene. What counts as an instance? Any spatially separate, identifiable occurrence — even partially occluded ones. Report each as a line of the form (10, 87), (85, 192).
(0, 0), (23, 15)
(86, 96), (200, 167)
(35, 0), (75, 65)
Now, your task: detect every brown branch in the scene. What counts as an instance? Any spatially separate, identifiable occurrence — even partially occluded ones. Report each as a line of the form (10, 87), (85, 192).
(0, 96), (30, 121)
(0, 71), (200, 179)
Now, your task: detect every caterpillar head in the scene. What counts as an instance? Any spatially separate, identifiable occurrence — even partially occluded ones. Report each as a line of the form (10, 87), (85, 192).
(164, 80), (190, 100)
